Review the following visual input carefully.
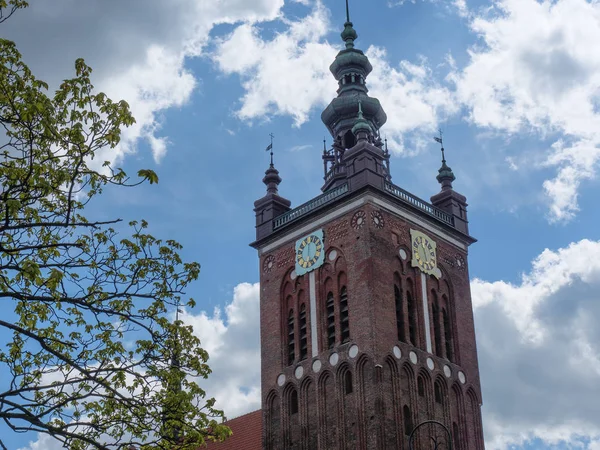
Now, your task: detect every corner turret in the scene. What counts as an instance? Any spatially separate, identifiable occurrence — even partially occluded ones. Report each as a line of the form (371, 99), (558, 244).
(430, 136), (470, 234)
(254, 139), (291, 241)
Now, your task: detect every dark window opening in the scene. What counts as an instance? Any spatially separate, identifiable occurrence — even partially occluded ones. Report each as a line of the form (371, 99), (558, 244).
(290, 390), (298, 415)
(344, 130), (356, 149)
(443, 308), (453, 362)
(434, 382), (442, 404)
(344, 371), (353, 394)
(395, 284), (406, 342)
(287, 310), (295, 365)
(299, 304), (308, 361)
(407, 291), (417, 346)
(417, 376), (424, 397)
(326, 292), (336, 349)
(403, 405), (413, 436)
(340, 287), (350, 343)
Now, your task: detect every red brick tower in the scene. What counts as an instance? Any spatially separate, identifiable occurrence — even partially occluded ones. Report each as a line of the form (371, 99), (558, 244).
(251, 4), (485, 449)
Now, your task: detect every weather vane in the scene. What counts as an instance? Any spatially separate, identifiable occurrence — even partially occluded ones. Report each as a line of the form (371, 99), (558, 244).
(433, 128), (446, 163)
(265, 133), (275, 166)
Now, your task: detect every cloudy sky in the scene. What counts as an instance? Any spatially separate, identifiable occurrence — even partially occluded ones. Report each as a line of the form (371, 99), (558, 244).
(3, 0), (600, 449)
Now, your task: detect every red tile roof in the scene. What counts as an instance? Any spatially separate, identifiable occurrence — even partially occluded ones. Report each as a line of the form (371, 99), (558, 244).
(204, 410), (262, 450)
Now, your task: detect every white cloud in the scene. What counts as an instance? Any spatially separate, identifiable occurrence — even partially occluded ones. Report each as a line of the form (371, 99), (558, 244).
(3, 0), (285, 168)
(182, 282), (261, 419)
(212, 1), (337, 127)
(473, 239), (600, 448)
(366, 47), (458, 154)
(452, 0), (600, 222)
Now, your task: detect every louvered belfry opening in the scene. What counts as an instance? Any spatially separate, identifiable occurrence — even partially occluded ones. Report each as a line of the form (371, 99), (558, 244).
(287, 310), (295, 365)
(299, 304), (308, 361)
(326, 292), (335, 349)
(340, 287), (350, 343)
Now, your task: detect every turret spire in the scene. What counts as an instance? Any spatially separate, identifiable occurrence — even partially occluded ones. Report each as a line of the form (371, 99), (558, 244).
(434, 130), (456, 191)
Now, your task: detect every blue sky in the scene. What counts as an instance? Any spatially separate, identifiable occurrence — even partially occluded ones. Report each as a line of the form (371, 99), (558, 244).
(3, 0), (600, 449)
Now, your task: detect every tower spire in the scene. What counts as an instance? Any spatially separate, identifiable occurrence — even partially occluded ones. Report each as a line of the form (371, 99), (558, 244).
(341, 0), (358, 49)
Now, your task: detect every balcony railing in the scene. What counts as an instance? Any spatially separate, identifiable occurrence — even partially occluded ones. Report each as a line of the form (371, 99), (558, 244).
(273, 183), (349, 230)
(384, 182), (454, 226)
(324, 164), (347, 182)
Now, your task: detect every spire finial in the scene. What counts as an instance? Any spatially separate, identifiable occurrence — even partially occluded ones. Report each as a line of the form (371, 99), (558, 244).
(346, 0), (350, 23)
(266, 133), (275, 166)
(341, 0), (357, 48)
(434, 128), (447, 163)
(433, 129), (455, 190)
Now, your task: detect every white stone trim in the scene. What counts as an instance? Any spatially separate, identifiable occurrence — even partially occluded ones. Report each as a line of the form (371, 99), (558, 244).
(309, 271), (318, 358)
(421, 272), (433, 354)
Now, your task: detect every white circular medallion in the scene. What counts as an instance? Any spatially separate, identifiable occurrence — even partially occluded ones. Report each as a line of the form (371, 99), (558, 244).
(456, 258), (462, 267)
(427, 357), (435, 371)
(295, 366), (304, 379)
(328, 250), (338, 261)
(458, 371), (466, 384)
(277, 374), (286, 386)
(290, 271), (297, 280)
(329, 353), (339, 366)
(312, 360), (322, 373)
(399, 249), (408, 261)
(349, 345), (359, 358)
(409, 351), (418, 364)
(443, 365), (452, 378)
(357, 217), (364, 225)
(393, 346), (402, 359)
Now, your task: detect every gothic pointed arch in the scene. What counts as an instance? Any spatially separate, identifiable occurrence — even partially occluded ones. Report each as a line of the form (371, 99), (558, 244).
(383, 356), (401, 448)
(265, 390), (281, 450)
(300, 377), (317, 450)
(466, 387), (484, 450)
(318, 371), (338, 449)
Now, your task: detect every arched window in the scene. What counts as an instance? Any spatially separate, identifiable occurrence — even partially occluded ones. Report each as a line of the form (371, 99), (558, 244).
(407, 290), (417, 346)
(403, 405), (413, 436)
(299, 305), (308, 361)
(434, 381), (442, 404)
(443, 307), (453, 362)
(287, 310), (295, 365)
(326, 292), (335, 349)
(344, 371), (353, 395)
(290, 389), (298, 415)
(394, 283), (406, 342)
(417, 376), (425, 397)
(340, 287), (350, 343)
(344, 130), (356, 149)
(432, 292), (442, 358)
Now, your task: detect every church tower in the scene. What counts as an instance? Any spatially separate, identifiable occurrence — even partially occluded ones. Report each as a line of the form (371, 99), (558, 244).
(251, 4), (485, 449)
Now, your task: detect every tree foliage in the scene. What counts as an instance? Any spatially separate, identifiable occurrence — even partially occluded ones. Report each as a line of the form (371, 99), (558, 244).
(0, 2), (230, 448)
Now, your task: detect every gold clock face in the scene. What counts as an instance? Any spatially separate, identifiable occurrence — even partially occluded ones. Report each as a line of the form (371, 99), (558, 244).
(414, 235), (435, 271)
(296, 234), (323, 270)
(410, 229), (439, 278)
